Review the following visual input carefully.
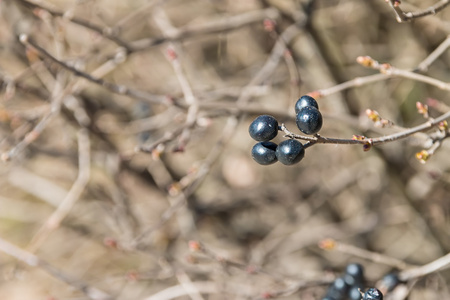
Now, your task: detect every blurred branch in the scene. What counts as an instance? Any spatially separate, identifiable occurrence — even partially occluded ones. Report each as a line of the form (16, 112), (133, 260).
(399, 252), (450, 281)
(143, 281), (251, 300)
(315, 35), (450, 98)
(416, 35), (450, 72)
(16, 0), (134, 51)
(19, 35), (169, 105)
(153, 6), (199, 150)
(113, 0), (167, 34)
(0, 237), (113, 300)
(27, 128), (91, 252)
(130, 8), (279, 51)
(356, 55), (450, 93)
(387, 0), (450, 22)
(319, 239), (413, 270)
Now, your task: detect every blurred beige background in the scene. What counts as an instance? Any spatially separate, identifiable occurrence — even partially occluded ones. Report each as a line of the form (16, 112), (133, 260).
(0, 0), (449, 299)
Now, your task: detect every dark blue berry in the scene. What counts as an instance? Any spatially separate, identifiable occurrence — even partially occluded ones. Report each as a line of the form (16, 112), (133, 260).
(275, 139), (305, 165)
(296, 106), (323, 135)
(325, 288), (344, 300)
(381, 273), (400, 292)
(332, 277), (349, 292)
(348, 286), (362, 300)
(295, 95), (319, 114)
(249, 115), (278, 141)
(363, 288), (383, 300)
(345, 263), (364, 281)
(251, 141), (278, 165)
(325, 277), (348, 300)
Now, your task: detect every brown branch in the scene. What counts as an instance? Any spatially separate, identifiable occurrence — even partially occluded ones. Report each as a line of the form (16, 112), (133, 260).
(0, 237), (113, 300)
(319, 239), (413, 270)
(280, 108), (450, 147)
(17, 0), (135, 51)
(399, 252), (450, 281)
(130, 8), (279, 51)
(20, 35), (170, 105)
(387, 0), (450, 22)
(27, 128), (91, 252)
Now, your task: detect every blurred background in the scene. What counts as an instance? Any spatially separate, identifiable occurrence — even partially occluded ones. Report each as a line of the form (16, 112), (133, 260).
(0, 0), (449, 299)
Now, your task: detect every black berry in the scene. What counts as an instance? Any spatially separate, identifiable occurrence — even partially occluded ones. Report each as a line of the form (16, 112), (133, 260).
(345, 263), (364, 281)
(332, 277), (349, 292)
(295, 95), (319, 114)
(363, 288), (383, 300)
(325, 277), (349, 300)
(275, 139), (305, 165)
(251, 141), (278, 165)
(296, 106), (323, 135)
(380, 273), (400, 292)
(249, 115), (278, 141)
(348, 286), (363, 300)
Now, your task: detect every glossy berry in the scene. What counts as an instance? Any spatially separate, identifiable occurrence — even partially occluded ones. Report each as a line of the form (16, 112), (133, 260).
(296, 106), (323, 135)
(348, 286), (362, 300)
(295, 95), (319, 114)
(363, 288), (383, 300)
(275, 139), (305, 165)
(251, 142), (278, 165)
(325, 277), (348, 300)
(345, 263), (364, 281)
(332, 277), (349, 292)
(249, 115), (278, 141)
(380, 273), (400, 292)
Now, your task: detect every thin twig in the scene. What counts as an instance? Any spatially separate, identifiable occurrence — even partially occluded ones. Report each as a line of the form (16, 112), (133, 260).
(27, 128), (91, 252)
(399, 252), (450, 281)
(17, 0), (134, 51)
(19, 35), (169, 105)
(319, 239), (413, 270)
(143, 281), (251, 300)
(280, 109), (450, 147)
(0, 237), (113, 300)
(389, 0), (450, 22)
(416, 35), (450, 72)
(130, 8), (279, 51)
(153, 6), (199, 149)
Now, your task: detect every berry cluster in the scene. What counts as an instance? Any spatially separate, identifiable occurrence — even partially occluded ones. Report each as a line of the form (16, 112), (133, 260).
(248, 95), (323, 166)
(322, 263), (383, 300)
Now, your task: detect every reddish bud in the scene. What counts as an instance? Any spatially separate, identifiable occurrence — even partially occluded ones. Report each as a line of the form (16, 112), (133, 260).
(416, 102), (429, 118)
(103, 237), (118, 249)
(356, 56), (375, 68)
(246, 265), (259, 274)
(166, 47), (177, 61)
(319, 239), (336, 250)
(168, 182), (182, 196)
(263, 19), (276, 32)
(352, 135), (366, 141)
(307, 91), (322, 99)
(126, 270), (139, 281)
(416, 150), (430, 164)
(438, 120), (448, 131)
(366, 109), (381, 123)
(188, 240), (202, 252)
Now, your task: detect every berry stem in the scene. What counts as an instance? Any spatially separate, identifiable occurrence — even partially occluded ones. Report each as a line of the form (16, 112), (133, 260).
(280, 109), (450, 147)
